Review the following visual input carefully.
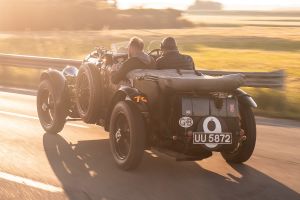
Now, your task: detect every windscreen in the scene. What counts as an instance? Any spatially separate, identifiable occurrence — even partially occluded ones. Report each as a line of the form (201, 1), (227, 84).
(111, 41), (129, 54)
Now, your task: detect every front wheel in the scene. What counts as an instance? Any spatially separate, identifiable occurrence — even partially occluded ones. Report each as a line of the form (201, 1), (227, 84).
(75, 64), (102, 124)
(221, 106), (256, 163)
(109, 101), (146, 170)
(37, 79), (67, 134)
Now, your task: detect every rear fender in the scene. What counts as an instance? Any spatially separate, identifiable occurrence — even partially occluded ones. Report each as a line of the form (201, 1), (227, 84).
(104, 86), (149, 131)
(40, 69), (67, 105)
(235, 89), (257, 108)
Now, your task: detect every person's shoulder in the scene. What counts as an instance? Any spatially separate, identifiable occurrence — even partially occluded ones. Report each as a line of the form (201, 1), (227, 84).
(126, 57), (140, 62)
(179, 53), (194, 61)
(123, 57), (140, 66)
(179, 52), (192, 58)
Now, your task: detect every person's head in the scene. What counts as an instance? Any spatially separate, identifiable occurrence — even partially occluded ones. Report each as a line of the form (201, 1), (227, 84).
(160, 37), (178, 53)
(128, 37), (144, 58)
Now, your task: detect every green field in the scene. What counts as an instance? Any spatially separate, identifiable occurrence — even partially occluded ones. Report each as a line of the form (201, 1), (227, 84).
(0, 24), (299, 119)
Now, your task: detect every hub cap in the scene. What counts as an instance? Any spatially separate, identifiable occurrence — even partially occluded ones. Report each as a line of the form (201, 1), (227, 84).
(113, 113), (131, 160)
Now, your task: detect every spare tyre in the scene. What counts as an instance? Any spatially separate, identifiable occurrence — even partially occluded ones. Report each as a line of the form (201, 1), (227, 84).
(75, 63), (102, 123)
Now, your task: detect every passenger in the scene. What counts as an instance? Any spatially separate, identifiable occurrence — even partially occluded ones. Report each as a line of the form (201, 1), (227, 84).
(155, 37), (196, 136)
(111, 37), (155, 84)
(156, 37), (195, 70)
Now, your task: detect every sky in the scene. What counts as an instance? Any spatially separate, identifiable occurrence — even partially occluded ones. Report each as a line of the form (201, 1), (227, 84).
(116, 0), (300, 10)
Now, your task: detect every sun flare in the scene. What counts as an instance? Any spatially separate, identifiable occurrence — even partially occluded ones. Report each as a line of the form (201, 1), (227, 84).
(116, 0), (300, 10)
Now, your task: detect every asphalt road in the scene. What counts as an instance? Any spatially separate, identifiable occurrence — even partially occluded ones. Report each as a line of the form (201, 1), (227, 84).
(0, 90), (299, 200)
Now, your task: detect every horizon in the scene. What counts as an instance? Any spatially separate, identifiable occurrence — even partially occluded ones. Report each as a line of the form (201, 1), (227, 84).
(116, 0), (300, 11)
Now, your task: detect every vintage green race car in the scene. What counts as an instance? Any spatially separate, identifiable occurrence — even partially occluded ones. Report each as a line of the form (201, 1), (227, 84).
(37, 42), (257, 170)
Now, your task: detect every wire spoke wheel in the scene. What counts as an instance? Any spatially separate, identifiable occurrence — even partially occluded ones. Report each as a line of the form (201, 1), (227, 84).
(75, 63), (102, 123)
(37, 79), (67, 134)
(39, 86), (56, 127)
(77, 72), (91, 114)
(113, 113), (131, 160)
(109, 101), (146, 170)
(221, 105), (256, 163)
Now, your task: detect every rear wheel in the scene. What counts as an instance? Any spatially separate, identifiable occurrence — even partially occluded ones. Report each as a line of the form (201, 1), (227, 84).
(37, 79), (67, 134)
(221, 106), (256, 163)
(109, 101), (146, 170)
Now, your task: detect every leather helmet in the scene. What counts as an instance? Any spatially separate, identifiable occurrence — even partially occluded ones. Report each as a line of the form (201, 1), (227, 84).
(161, 37), (178, 51)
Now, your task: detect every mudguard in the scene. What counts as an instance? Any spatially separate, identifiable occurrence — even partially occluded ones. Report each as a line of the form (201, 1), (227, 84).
(40, 69), (67, 105)
(235, 89), (257, 108)
(104, 86), (149, 131)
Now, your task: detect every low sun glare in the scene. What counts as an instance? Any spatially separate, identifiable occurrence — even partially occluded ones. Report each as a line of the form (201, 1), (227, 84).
(116, 0), (300, 10)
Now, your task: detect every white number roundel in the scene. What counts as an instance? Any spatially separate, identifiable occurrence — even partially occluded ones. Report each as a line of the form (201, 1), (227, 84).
(203, 116), (222, 148)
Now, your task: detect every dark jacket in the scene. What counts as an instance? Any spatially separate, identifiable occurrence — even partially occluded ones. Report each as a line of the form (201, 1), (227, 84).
(111, 52), (155, 84)
(156, 51), (195, 70)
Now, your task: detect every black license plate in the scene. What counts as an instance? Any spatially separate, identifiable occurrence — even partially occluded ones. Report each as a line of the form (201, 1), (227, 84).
(193, 132), (232, 144)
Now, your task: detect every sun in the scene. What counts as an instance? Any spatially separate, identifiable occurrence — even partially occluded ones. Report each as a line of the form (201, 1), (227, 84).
(116, 0), (196, 10)
(115, 0), (300, 10)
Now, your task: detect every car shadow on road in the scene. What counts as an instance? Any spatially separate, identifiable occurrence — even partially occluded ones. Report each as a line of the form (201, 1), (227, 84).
(43, 133), (300, 200)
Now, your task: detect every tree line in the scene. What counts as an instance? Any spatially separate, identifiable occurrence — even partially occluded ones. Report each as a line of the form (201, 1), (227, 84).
(0, 0), (193, 30)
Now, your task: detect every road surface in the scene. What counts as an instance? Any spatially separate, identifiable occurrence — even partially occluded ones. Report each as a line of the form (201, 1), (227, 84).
(0, 90), (299, 200)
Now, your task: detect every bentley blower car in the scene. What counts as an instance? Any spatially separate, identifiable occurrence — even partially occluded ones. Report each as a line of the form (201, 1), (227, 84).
(37, 42), (257, 170)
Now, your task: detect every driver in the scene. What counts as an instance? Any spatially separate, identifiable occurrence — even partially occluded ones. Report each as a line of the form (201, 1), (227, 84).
(156, 37), (195, 70)
(111, 37), (155, 84)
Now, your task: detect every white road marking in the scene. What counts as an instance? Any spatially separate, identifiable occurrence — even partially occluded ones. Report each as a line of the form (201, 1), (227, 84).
(0, 172), (63, 193)
(0, 110), (89, 129)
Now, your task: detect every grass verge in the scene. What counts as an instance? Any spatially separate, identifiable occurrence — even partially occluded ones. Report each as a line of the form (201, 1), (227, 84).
(0, 27), (299, 120)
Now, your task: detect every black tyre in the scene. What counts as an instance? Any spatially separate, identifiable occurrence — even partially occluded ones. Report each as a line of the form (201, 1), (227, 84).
(109, 101), (146, 170)
(75, 64), (102, 123)
(68, 107), (80, 119)
(221, 106), (256, 163)
(37, 79), (67, 134)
